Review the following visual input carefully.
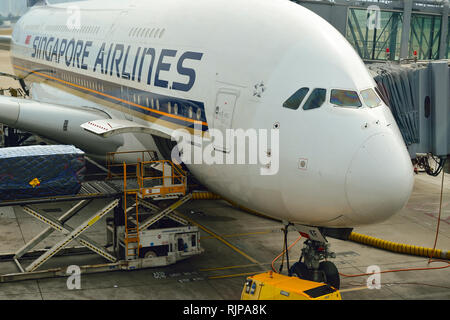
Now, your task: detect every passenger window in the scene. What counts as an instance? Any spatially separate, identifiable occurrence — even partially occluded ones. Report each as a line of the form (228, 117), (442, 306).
(360, 88), (381, 108)
(283, 87), (309, 110)
(330, 89), (362, 108)
(303, 88), (326, 110)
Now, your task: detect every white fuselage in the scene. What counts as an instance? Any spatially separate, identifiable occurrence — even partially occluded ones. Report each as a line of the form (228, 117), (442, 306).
(9, 0), (414, 227)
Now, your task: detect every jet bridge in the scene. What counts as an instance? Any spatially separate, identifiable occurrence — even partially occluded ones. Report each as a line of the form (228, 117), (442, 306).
(367, 60), (450, 175)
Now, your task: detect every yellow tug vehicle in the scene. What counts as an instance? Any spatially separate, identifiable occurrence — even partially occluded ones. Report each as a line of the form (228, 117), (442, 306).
(241, 271), (341, 300)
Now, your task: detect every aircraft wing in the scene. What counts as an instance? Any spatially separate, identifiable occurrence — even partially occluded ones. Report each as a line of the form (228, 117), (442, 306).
(0, 95), (171, 140)
(0, 94), (172, 155)
(0, 95), (127, 155)
(0, 36), (11, 51)
(81, 119), (171, 139)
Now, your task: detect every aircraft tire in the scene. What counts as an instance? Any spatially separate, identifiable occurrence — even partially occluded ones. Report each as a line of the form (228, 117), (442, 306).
(289, 262), (311, 280)
(318, 261), (340, 289)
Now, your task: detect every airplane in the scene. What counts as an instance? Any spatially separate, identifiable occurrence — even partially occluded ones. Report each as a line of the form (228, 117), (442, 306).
(0, 0), (414, 289)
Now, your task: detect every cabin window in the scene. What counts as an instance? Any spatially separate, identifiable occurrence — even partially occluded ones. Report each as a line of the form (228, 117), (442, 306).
(283, 87), (309, 110)
(330, 89), (361, 108)
(303, 88), (326, 110)
(360, 88), (381, 108)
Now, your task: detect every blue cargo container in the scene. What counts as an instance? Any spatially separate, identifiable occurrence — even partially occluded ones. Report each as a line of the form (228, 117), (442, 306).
(0, 145), (85, 201)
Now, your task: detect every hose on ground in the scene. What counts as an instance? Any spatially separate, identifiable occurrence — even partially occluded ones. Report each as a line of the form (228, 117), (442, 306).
(191, 191), (222, 200)
(348, 232), (449, 260)
(191, 191), (450, 260)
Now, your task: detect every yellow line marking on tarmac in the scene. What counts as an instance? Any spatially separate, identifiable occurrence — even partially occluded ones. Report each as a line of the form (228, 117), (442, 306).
(207, 272), (259, 280)
(200, 263), (272, 272)
(176, 212), (260, 265)
(201, 230), (273, 240)
(339, 286), (369, 293)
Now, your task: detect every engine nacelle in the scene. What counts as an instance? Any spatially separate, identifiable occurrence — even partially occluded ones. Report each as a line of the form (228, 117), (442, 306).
(0, 96), (124, 158)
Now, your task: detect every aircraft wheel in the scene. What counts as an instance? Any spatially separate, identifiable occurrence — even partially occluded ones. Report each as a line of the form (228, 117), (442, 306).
(318, 261), (340, 289)
(289, 262), (311, 280)
(144, 250), (157, 258)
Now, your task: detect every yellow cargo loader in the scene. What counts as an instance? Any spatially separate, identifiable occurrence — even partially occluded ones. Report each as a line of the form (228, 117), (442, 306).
(241, 271), (341, 300)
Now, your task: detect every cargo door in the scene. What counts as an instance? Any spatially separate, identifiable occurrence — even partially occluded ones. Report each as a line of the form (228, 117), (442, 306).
(212, 89), (239, 152)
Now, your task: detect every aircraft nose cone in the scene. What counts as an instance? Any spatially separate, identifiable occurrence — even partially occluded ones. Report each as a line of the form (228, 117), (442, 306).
(345, 133), (414, 224)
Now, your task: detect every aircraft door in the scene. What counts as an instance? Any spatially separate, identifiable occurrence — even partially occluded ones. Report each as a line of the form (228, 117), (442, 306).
(213, 89), (239, 152)
(120, 86), (133, 121)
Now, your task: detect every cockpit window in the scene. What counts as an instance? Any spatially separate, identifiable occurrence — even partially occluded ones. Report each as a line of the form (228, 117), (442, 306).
(303, 88), (326, 110)
(361, 88), (382, 108)
(283, 87), (309, 110)
(330, 89), (362, 108)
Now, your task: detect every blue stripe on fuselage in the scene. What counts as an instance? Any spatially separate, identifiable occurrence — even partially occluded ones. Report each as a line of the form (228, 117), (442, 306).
(13, 58), (209, 132)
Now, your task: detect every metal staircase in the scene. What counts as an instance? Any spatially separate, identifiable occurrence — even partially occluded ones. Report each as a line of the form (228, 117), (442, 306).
(120, 157), (189, 260)
(124, 193), (140, 260)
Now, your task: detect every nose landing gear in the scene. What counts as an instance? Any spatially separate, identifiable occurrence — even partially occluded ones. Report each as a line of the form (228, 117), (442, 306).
(289, 239), (340, 289)
(288, 225), (342, 289)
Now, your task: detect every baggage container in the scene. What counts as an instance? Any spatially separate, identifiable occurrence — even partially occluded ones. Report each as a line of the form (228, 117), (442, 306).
(0, 145), (85, 201)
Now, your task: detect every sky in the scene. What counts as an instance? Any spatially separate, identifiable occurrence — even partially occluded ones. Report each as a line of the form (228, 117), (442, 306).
(0, 0), (87, 17)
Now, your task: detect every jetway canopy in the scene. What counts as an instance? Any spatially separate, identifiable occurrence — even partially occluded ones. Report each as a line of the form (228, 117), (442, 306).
(367, 60), (449, 159)
(294, 0), (450, 62)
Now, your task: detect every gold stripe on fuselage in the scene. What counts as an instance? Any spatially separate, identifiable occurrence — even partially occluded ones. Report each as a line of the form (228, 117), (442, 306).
(13, 63), (209, 136)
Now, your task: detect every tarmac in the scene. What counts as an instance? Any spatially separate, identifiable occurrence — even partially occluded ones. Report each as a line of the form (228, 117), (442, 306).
(0, 48), (16, 89)
(0, 44), (449, 301)
(0, 171), (448, 300)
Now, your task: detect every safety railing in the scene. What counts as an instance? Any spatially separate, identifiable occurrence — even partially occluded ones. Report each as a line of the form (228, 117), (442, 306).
(106, 150), (158, 179)
(119, 156), (187, 259)
(136, 160), (187, 198)
(122, 164), (140, 260)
